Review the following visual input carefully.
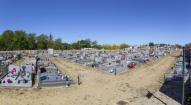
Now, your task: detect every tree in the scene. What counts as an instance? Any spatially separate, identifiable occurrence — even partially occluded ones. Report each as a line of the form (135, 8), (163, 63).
(27, 33), (36, 50)
(53, 38), (63, 50)
(91, 40), (98, 48)
(0, 29), (132, 51)
(71, 39), (93, 49)
(185, 43), (191, 49)
(62, 43), (72, 50)
(175, 44), (182, 49)
(111, 44), (120, 50)
(1, 30), (14, 50)
(95, 45), (103, 49)
(78, 39), (91, 48)
(120, 43), (129, 49)
(36, 34), (48, 49)
(149, 42), (154, 47)
(1, 30), (15, 50)
(102, 44), (112, 50)
(0, 35), (2, 50)
(71, 42), (80, 49)
(13, 30), (28, 50)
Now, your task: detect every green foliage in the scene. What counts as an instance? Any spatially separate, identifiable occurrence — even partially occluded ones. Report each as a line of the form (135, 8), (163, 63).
(95, 45), (103, 49)
(101, 44), (129, 50)
(77, 39), (91, 48)
(0, 29), (131, 51)
(62, 43), (72, 50)
(91, 40), (98, 48)
(70, 39), (97, 50)
(185, 43), (191, 49)
(1, 30), (14, 50)
(36, 34), (48, 49)
(71, 42), (80, 49)
(120, 43), (129, 49)
(27, 33), (36, 50)
(149, 42), (154, 47)
(53, 38), (62, 50)
(13, 30), (28, 50)
(175, 44), (182, 49)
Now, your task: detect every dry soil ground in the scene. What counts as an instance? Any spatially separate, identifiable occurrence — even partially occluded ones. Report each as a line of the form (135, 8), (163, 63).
(0, 51), (180, 105)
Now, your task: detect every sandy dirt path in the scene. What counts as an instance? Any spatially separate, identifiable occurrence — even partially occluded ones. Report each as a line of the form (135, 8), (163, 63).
(0, 51), (180, 105)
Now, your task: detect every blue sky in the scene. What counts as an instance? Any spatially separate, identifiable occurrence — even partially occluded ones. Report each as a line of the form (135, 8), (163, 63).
(0, 0), (190, 45)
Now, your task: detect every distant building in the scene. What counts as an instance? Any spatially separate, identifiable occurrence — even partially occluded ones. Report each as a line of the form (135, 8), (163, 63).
(48, 48), (54, 57)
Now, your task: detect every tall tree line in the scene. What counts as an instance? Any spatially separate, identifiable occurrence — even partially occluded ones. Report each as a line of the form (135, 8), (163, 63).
(0, 30), (130, 51)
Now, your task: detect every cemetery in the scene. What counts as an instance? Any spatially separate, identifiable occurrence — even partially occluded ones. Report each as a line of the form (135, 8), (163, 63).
(60, 44), (177, 74)
(0, 44), (178, 88)
(0, 2), (189, 104)
(0, 44), (175, 88)
(0, 46), (185, 105)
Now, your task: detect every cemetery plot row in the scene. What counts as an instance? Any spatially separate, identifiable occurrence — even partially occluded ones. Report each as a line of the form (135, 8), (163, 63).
(37, 54), (73, 87)
(0, 64), (33, 87)
(52, 45), (177, 74)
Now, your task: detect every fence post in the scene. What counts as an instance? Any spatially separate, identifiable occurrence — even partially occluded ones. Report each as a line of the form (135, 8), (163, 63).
(182, 47), (185, 105)
(78, 74), (80, 85)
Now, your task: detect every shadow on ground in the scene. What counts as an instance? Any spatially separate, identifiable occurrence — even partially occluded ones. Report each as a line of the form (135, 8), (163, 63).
(159, 77), (191, 104)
